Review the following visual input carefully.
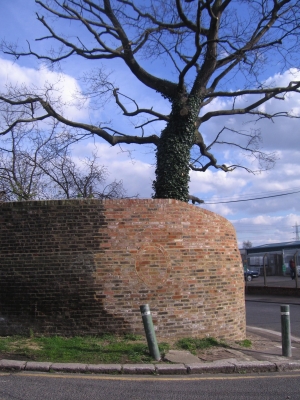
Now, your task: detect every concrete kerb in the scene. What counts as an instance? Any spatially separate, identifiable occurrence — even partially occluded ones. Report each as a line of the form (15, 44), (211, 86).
(1, 359), (300, 375)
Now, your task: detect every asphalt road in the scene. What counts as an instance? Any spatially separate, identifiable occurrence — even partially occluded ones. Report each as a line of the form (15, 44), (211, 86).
(246, 301), (300, 337)
(1, 372), (300, 400)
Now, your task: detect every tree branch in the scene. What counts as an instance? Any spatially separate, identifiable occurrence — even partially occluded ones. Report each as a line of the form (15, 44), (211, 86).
(0, 94), (160, 146)
(112, 88), (169, 121)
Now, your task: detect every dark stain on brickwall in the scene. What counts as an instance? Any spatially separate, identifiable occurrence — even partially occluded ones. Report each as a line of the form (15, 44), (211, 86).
(0, 200), (131, 336)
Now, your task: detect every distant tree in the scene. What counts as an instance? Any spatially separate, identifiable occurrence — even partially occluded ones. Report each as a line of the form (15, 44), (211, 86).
(0, 123), (55, 201)
(243, 240), (253, 249)
(1, 1), (300, 201)
(0, 122), (131, 201)
(39, 150), (129, 200)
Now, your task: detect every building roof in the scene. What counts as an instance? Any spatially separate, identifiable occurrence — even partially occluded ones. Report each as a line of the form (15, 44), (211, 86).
(247, 241), (300, 254)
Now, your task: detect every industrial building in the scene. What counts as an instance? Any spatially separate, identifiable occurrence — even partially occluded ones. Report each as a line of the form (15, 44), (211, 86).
(241, 241), (300, 276)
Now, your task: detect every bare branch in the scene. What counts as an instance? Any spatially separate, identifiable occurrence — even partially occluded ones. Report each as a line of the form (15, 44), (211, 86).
(112, 88), (169, 121)
(0, 92), (160, 146)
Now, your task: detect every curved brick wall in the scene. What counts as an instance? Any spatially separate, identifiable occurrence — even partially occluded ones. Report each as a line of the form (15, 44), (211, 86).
(0, 199), (245, 340)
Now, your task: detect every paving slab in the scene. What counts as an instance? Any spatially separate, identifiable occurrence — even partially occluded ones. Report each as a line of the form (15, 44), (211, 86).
(122, 364), (155, 374)
(224, 348), (256, 361)
(87, 364), (122, 374)
(0, 359), (26, 371)
(164, 350), (200, 364)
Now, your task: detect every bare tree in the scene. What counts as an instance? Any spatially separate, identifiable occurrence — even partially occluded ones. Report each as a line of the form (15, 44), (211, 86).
(1, 0), (300, 201)
(243, 240), (253, 249)
(0, 122), (130, 201)
(0, 124), (53, 201)
(39, 150), (128, 199)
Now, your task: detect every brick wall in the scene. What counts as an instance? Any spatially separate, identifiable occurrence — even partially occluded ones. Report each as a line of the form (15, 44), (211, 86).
(0, 199), (245, 340)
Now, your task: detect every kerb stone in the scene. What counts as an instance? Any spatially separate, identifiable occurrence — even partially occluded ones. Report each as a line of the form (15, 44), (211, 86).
(0, 359), (26, 371)
(232, 360), (276, 373)
(26, 362), (52, 372)
(50, 363), (87, 373)
(275, 360), (300, 371)
(122, 364), (155, 374)
(187, 361), (235, 374)
(87, 364), (122, 374)
(155, 364), (187, 375)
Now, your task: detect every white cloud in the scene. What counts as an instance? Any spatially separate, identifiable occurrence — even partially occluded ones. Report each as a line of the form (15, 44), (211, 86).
(231, 213), (300, 248)
(189, 69), (300, 245)
(0, 58), (88, 121)
(74, 142), (155, 198)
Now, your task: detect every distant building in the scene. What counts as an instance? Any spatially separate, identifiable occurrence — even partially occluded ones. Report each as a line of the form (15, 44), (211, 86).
(240, 241), (300, 276)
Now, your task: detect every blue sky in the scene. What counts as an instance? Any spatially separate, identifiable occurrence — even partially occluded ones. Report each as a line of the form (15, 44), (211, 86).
(0, 0), (300, 247)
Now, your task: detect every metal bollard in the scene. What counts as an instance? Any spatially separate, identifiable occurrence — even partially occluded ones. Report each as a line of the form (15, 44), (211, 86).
(281, 304), (292, 357)
(140, 304), (161, 361)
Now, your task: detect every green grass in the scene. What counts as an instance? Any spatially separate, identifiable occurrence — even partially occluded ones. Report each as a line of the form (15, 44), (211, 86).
(175, 337), (228, 355)
(235, 339), (252, 348)
(0, 334), (170, 364)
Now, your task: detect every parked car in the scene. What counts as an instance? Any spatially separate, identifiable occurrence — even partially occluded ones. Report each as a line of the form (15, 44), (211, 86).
(244, 269), (260, 282)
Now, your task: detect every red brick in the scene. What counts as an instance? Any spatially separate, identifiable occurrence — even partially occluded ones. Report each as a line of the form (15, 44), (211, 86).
(0, 199), (245, 340)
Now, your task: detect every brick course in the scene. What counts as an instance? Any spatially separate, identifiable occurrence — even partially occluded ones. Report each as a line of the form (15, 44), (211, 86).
(0, 199), (245, 340)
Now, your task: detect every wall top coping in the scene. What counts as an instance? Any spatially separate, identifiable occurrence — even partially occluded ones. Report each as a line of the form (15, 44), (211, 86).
(0, 198), (234, 230)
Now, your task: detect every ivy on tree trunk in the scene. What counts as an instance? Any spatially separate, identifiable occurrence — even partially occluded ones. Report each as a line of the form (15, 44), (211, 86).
(153, 95), (201, 202)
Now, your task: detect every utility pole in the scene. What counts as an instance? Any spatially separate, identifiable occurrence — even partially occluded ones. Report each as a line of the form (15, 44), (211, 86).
(293, 223), (300, 241)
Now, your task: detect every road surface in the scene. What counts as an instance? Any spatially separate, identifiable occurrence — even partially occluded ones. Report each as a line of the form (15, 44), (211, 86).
(0, 371), (300, 400)
(246, 300), (300, 337)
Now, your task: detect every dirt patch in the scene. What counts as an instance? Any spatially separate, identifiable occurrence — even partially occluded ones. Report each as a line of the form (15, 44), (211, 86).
(9, 339), (42, 351)
(197, 348), (237, 362)
(190, 333), (278, 362)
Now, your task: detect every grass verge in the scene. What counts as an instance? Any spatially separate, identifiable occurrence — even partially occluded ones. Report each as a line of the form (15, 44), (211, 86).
(0, 333), (170, 364)
(0, 334), (251, 364)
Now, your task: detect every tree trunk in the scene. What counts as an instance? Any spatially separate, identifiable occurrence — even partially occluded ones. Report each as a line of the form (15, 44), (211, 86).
(153, 95), (200, 202)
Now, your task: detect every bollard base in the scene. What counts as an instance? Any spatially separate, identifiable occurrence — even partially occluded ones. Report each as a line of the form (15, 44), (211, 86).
(140, 304), (161, 361)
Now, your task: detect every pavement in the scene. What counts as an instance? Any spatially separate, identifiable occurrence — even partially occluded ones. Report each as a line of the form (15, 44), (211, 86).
(1, 293), (300, 376)
(245, 274), (300, 288)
